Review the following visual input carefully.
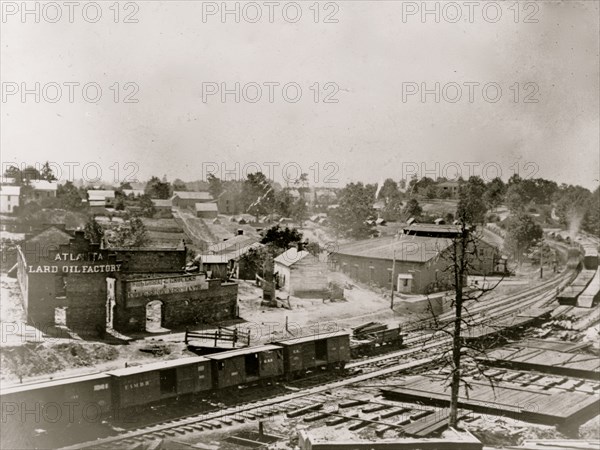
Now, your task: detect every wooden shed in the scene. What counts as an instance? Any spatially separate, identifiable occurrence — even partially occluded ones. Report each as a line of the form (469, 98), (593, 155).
(274, 248), (328, 298)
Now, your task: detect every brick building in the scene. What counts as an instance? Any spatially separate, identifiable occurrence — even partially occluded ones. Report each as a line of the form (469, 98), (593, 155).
(16, 228), (238, 336)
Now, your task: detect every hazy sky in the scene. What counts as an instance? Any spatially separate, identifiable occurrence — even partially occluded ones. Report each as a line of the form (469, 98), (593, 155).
(1, 1), (599, 189)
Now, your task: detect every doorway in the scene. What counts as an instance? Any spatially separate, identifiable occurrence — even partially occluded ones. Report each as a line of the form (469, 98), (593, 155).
(315, 340), (328, 363)
(159, 368), (177, 396)
(146, 300), (163, 332)
(245, 353), (260, 379)
(106, 278), (116, 330)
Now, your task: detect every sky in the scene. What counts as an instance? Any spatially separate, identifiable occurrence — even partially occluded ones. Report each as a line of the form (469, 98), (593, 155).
(1, 1), (599, 190)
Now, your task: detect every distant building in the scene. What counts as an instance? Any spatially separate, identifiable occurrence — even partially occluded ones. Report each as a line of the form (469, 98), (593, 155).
(217, 190), (241, 215)
(122, 189), (145, 197)
(195, 202), (219, 219)
(87, 189), (116, 209)
(171, 191), (213, 209)
(151, 199), (172, 218)
(27, 180), (58, 203)
(0, 185), (20, 213)
(274, 248), (328, 298)
(438, 181), (459, 198)
(332, 231), (499, 295)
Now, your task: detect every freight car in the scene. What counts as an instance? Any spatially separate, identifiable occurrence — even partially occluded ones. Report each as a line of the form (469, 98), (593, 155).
(350, 322), (404, 358)
(0, 332), (351, 430)
(274, 331), (350, 378)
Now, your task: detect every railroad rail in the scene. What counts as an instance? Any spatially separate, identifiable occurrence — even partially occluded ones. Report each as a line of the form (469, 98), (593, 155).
(59, 267), (576, 449)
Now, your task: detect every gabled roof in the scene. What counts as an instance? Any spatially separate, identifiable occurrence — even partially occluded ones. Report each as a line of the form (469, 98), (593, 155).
(29, 180), (58, 191)
(195, 202), (218, 212)
(0, 185), (20, 195)
(26, 226), (73, 246)
(336, 235), (452, 263)
(173, 191), (212, 200)
(152, 199), (172, 207)
(208, 235), (260, 254)
(274, 248), (311, 267)
(88, 189), (115, 199)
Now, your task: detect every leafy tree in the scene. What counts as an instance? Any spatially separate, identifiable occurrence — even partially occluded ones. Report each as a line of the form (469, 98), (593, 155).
(330, 182), (376, 239)
(106, 217), (148, 247)
(56, 181), (84, 210)
(242, 172), (275, 220)
(484, 177), (506, 211)
(290, 198), (308, 225)
(505, 182), (529, 213)
(260, 225), (303, 250)
(584, 187), (600, 236)
(379, 178), (399, 203)
(457, 176), (488, 224)
(382, 193), (403, 221)
(145, 176), (171, 199)
(554, 184), (592, 228)
(114, 196), (125, 211)
(207, 174), (224, 199)
(425, 184), (439, 199)
(84, 217), (104, 243)
(40, 162), (57, 182)
(293, 172), (310, 195)
(504, 213), (543, 259)
(402, 198), (422, 219)
(172, 178), (187, 191)
(138, 194), (156, 218)
(120, 181), (133, 190)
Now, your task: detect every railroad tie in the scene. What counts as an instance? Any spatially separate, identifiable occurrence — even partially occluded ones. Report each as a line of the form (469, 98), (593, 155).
(338, 399), (369, 408)
(287, 403), (324, 418)
(409, 410), (433, 421)
(326, 413), (358, 426)
(380, 408), (411, 419)
(304, 412), (330, 422)
(362, 404), (393, 414)
(348, 418), (373, 431)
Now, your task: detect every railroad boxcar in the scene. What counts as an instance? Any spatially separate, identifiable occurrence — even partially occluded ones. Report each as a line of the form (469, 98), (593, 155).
(106, 357), (212, 409)
(0, 373), (113, 426)
(274, 331), (351, 375)
(205, 344), (284, 389)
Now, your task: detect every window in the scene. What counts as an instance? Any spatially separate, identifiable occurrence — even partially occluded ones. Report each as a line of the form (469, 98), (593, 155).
(403, 279), (408, 287)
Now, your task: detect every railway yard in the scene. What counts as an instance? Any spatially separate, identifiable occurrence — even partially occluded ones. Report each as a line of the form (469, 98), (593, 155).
(1, 230), (598, 450)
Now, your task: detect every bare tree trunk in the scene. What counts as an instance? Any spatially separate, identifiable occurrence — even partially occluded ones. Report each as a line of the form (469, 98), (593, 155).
(449, 228), (466, 428)
(449, 267), (463, 427)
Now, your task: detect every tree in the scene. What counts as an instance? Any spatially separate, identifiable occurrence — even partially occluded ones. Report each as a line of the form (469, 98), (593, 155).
(290, 198), (308, 225)
(242, 172), (275, 220)
(84, 217), (104, 243)
(457, 176), (488, 225)
(425, 184), (439, 199)
(484, 177), (506, 211)
(145, 176), (171, 199)
(330, 182), (376, 239)
(106, 217), (148, 248)
(172, 178), (187, 192)
(138, 194), (156, 218)
(554, 184), (592, 228)
(403, 198), (422, 219)
(120, 181), (133, 190)
(40, 162), (57, 182)
(207, 174), (223, 199)
(503, 213), (543, 260)
(584, 187), (600, 236)
(260, 225), (303, 251)
(56, 181), (84, 210)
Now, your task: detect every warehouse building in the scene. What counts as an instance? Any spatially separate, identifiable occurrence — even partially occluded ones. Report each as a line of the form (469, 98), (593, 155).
(16, 227), (238, 336)
(195, 202), (219, 218)
(331, 228), (499, 295)
(171, 191), (213, 209)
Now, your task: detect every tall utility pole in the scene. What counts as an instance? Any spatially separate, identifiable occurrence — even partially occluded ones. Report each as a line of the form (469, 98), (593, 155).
(390, 249), (396, 309)
(539, 240), (544, 279)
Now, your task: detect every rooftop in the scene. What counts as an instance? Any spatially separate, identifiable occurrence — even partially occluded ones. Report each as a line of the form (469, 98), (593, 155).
(208, 235), (260, 254)
(274, 330), (350, 345)
(0, 185), (21, 195)
(336, 235), (452, 263)
(173, 191), (212, 200)
(195, 202), (218, 211)
(29, 180), (58, 191)
(274, 248), (311, 267)
(106, 357), (209, 377)
(204, 344), (282, 360)
(0, 372), (110, 395)
(88, 189), (115, 199)
(152, 199), (172, 207)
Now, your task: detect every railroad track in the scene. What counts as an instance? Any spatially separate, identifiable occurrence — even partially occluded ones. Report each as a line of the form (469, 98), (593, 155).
(61, 269), (574, 449)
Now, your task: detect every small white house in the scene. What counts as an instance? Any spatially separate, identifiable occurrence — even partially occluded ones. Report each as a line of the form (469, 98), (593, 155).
(0, 185), (21, 213)
(274, 248), (328, 298)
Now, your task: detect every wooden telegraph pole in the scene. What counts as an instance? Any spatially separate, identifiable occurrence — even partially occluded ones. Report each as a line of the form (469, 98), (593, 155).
(390, 249), (396, 310)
